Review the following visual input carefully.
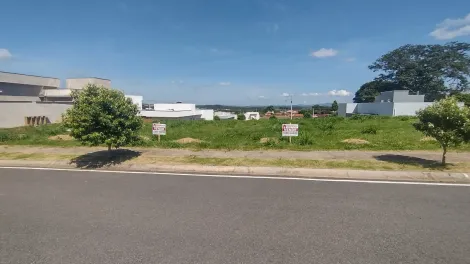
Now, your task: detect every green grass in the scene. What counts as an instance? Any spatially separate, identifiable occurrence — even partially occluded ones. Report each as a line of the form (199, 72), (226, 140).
(1, 116), (469, 151)
(0, 151), (468, 172)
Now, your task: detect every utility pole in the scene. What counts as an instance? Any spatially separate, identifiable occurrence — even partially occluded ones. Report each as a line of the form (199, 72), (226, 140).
(290, 95), (293, 120)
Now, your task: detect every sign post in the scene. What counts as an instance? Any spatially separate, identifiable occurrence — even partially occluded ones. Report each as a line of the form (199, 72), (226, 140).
(152, 123), (166, 142)
(282, 124), (298, 143)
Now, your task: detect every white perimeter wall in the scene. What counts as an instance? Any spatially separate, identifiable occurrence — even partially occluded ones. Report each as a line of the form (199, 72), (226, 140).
(0, 102), (72, 128)
(153, 103), (196, 112)
(392, 103), (433, 116)
(198, 109), (214, 120)
(357, 102), (394, 116)
(125, 95), (143, 110)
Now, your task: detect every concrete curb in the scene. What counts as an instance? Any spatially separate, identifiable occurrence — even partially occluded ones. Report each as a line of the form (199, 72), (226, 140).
(0, 159), (469, 183)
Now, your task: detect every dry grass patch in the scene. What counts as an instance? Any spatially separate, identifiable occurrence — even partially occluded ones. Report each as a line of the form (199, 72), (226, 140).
(48, 134), (74, 141)
(342, 138), (369, 145)
(175, 137), (203, 144)
(420, 136), (437, 142)
(260, 137), (279, 144)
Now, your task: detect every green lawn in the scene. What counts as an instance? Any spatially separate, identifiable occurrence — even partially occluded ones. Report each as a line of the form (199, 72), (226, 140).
(0, 116), (467, 151)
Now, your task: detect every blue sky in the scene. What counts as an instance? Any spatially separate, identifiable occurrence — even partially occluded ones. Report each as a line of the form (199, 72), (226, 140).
(1, 0), (469, 105)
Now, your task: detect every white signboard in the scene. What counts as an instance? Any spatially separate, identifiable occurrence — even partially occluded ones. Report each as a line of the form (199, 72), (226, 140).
(152, 123), (167, 135)
(282, 124), (299, 137)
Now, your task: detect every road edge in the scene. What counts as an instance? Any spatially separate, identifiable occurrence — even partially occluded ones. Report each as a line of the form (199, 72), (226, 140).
(0, 159), (469, 183)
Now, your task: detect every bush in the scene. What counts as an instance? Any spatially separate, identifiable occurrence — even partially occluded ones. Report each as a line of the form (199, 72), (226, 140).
(298, 132), (314, 146)
(269, 115), (277, 120)
(63, 84), (143, 151)
(361, 126), (378, 134)
(237, 114), (246, 120)
(213, 116), (221, 121)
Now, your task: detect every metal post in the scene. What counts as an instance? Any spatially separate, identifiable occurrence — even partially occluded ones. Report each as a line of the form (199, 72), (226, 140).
(157, 122), (161, 142)
(290, 95), (293, 143)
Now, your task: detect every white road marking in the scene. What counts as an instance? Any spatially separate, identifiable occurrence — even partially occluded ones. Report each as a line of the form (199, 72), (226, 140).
(0, 166), (469, 187)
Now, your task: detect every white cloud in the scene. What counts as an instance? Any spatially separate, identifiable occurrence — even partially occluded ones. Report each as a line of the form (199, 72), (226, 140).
(430, 13), (470, 40)
(171, 80), (184, 84)
(219, 82), (231, 86)
(310, 48), (338, 58)
(328, 89), (351, 96)
(281, 92), (290, 97)
(345, 57), (356, 62)
(0, 49), (12, 60)
(258, 95), (266, 99)
(301, 92), (321, 96)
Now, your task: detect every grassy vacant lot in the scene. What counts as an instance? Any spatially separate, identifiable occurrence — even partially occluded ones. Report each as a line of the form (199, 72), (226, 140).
(0, 116), (468, 151)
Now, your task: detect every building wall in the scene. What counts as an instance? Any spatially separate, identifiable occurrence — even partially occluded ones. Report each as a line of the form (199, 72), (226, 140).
(392, 90), (424, 103)
(66, 78), (111, 89)
(392, 103), (434, 116)
(153, 103), (196, 112)
(0, 102), (72, 128)
(0, 71), (60, 87)
(0, 82), (45, 97)
(125, 95), (143, 110)
(357, 102), (394, 116)
(198, 109), (214, 121)
(374, 91), (394, 102)
(338, 103), (358, 117)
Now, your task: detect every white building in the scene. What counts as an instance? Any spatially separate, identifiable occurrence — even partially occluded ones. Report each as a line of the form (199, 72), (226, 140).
(244, 112), (260, 120)
(130, 99), (214, 120)
(339, 90), (437, 117)
(214, 111), (238, 120)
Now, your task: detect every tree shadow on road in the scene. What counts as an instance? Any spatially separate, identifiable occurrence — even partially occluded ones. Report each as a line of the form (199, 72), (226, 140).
(374, 154), (451, 170)
(70, 149), (141, 169)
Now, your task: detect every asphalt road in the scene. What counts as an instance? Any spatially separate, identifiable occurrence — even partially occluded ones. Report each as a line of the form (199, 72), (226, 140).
(0, 168), (469, 264)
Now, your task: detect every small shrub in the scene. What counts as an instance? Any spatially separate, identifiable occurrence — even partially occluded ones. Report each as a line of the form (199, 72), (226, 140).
(397, 116), (413, 121)
(298, 132), (314, 146)
(213, 116), (221, 121)
(237, 114), (246, 120)
(361, 126), (378, 134)
(269, 115), (277, 120)
(0, 132), (12, 142)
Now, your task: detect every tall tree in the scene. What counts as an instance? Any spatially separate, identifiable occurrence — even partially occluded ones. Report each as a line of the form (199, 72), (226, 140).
(331, 100), (339, 112)
(63, 84), (143, 152)
(413, 97), (470, 165)
(353, 80), (402, 103)
(369, 42), (470, 101)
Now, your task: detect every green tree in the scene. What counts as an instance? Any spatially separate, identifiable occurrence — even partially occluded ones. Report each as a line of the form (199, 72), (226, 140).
(413, 97), (470, 165)
(353, 80), (403, 103)
(263, 105), (275, 113)
(213, 115), (221, 121)
(369, 42), (470, 101)
(331, 100), (339, 112)
(237, 114), (246, 120)
(63, 84), (143, 152)
(451, 92), (470, 107)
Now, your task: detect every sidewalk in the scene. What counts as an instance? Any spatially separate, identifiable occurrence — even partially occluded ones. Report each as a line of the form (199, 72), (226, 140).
(0, 145), (470, 183)
(0, 145), (468, 162)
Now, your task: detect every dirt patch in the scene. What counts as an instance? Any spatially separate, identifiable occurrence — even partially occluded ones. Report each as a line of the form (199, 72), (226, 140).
(140, 136), (151, 141)
(260, 137), (279, 144)
(175, 138), (203, 144)
(342, 138), (369, 145)
(48, 134), (74, 141)
(420, 136), (437, 142)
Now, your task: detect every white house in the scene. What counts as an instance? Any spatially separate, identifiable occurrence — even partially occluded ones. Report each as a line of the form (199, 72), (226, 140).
(338, 90), (440, 117)
(244, 112), (260, 120)
(128, 99), (214, 120)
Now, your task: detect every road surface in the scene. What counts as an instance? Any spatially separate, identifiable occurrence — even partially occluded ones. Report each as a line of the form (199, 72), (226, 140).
(0, 168), (469, 264)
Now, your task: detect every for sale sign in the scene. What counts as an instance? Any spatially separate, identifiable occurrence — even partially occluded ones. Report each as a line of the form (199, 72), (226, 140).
(152, 123), (166, 135)
(282, 124), (299, 137)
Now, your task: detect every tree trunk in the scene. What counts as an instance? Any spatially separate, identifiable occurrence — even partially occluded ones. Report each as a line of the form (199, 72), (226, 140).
(107, 145), (112, 157)
(442, 146), (447, 165)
